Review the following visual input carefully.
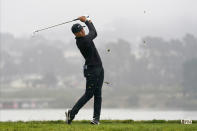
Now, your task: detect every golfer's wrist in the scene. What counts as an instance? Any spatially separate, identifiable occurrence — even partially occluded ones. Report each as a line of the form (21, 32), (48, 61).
(85, 20), (89, 23)
(85, 19), (91, 23)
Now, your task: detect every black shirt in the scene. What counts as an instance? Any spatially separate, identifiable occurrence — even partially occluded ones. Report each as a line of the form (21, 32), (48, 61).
(75, 21), (102, 66)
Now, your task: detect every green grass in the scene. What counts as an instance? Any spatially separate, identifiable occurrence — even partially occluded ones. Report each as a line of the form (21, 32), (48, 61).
(0, 120), (197, 131)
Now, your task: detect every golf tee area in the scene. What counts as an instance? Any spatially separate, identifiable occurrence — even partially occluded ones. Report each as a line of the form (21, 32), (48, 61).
(0, 120), (197, 131)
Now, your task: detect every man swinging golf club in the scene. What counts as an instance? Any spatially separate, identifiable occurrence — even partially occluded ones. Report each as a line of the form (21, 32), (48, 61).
(65, 16), (104, 125)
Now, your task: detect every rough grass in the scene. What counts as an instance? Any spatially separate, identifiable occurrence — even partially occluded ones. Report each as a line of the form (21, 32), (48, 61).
(0, 120), (197, 131)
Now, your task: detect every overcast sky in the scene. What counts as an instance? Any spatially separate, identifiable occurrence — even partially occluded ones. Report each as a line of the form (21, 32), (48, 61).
(1, 0), (197, 39)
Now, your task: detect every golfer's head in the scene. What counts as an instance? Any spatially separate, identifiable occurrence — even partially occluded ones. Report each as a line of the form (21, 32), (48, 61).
(71, 23), (85, 37)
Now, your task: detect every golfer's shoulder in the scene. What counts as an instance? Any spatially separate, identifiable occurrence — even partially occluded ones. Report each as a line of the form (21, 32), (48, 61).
(77, 37), (91, 46)
(76, 36), (87, 42)
(82, 36), (93, 47)
(83, 35), (92, 42)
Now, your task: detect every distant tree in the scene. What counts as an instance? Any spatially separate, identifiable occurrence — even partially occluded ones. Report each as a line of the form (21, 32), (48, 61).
(182, 58), (197, 96)
(42, 72), (57, 88)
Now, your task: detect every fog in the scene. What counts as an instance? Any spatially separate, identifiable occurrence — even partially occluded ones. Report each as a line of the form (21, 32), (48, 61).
(0, 0), (197, 111)
(1, 0), (197, 39)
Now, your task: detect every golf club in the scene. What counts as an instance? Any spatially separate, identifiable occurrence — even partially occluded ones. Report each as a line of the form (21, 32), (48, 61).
(33, 16), (89, 34)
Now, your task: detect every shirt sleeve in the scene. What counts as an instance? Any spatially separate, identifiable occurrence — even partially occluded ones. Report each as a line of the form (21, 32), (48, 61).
(85, 20), (97, 40)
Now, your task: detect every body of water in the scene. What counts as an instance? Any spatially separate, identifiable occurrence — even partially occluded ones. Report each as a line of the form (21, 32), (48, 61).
(0, 109), (196, 121)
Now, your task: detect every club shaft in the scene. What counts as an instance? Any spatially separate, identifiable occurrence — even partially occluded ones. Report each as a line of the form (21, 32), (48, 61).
(34, 19), (78, 33)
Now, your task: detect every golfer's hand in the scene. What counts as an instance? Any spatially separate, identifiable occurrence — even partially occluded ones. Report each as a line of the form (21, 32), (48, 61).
(78, 16), (87, 22)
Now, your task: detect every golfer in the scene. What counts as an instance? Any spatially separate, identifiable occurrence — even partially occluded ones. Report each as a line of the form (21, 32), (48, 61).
(66, 16), (104, 125)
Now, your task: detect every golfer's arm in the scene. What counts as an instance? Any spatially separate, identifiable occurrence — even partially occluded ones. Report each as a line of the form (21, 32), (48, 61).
(85, 20), (97, 39)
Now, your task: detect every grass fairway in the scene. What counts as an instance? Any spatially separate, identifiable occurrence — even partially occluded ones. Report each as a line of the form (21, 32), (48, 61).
(0, 120), (197, 131)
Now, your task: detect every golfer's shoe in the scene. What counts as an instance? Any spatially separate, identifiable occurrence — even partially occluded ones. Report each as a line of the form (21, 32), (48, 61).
(65, 109), (73, 124)
(90, 119), (100, 125)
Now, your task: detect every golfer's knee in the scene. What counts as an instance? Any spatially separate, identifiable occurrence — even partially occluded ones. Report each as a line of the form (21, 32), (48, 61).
(85, 92), (93, 99)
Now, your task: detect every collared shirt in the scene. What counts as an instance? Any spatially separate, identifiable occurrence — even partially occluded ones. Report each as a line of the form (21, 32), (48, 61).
(75, 21), (102, 66)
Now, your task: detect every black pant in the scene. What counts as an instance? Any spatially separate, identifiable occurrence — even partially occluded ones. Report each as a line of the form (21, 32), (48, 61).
(70, 66), (104, 121)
